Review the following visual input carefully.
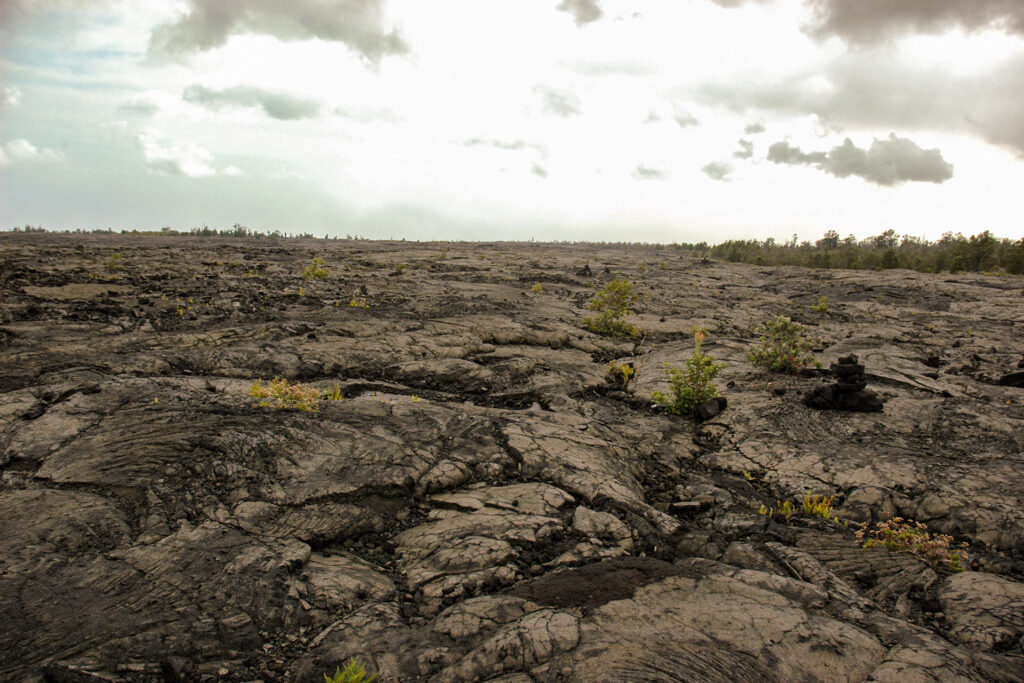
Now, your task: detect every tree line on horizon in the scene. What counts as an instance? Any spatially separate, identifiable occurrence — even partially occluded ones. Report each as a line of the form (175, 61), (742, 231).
(693, 229), (1024, 275)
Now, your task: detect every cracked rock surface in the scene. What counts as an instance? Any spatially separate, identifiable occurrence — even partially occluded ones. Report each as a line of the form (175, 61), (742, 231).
(1, 234), (1023, 681)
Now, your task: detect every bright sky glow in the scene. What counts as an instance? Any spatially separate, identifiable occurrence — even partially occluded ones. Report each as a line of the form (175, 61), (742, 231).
(1, 0), (1022, 242)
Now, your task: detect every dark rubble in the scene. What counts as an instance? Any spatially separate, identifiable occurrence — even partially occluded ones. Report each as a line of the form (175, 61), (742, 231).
(1, 233), (1023, 682)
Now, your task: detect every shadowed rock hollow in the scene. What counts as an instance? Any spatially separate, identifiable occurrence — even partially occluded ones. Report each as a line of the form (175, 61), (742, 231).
(1, 233), (1023, 681)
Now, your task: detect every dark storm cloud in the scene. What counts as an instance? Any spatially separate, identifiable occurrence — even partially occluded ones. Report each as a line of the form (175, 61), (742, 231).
(633, 164), (668, 180)
(149, 0), (407, 61)
(805, 0), (1024, 44)
(702, 161), (732, 181)
(557, 0), (603, 26)
(183, 84), (320, 120)
(767, 134), (954, 186)
(767, 141), (826, 164)
(733, 139), (754, 159)
(744, 122), (765, 134)
(533, 85), (581, 117)
(693, 53), (1024, 157)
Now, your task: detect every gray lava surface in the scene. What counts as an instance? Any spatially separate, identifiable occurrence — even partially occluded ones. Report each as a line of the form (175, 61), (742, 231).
(2, 233), (1023, 681)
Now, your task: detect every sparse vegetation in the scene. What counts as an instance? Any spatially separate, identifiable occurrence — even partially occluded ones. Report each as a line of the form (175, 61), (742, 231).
(583, 279), (641, 337)
(856, 517), (969, 572)
(104, 253), (124, 272)
(349, 297), (370, 309)
(748, 316), (819, 373)
(324, 658), (378, 683)
(304, 257), (328, 280)
(605, 359), (635, 386)
(651, 330), (724, 416)
(249, 378), (321, 412)
(810, 296), (828, 313)
(760, 492), (842, 525)
(530, 282), (544, 293)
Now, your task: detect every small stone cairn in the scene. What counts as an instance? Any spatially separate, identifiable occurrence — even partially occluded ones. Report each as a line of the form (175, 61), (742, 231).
(803, 354), (883, 412)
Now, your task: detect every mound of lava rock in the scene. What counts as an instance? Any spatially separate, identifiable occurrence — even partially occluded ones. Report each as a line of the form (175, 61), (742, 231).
(803, 354), (883, 412)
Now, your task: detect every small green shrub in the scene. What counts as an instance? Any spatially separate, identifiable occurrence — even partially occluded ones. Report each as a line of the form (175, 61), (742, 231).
(304, 257), (329, 281)
(651, 331), (724, 416)
(249, 378), (321, 412)
(856, 517), (970, 572)
(583, 279), (641, 337)
(747, 316), (819, 373)
(810, 296), (828, 313)
(324, 658), (378, 683)
(530, 282), (544, 293)
(104, 253), (124, 272)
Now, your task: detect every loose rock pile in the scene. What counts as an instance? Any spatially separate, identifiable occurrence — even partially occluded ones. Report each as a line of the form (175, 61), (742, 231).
(804, 354), (884, 412)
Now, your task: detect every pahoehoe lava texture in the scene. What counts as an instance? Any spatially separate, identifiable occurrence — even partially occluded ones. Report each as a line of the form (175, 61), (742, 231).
(2, 233), (1023, 681)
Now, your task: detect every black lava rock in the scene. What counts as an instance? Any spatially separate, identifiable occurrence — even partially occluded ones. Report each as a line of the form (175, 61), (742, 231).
(804, 354), (883, 412)
(696, 396), (728, 421)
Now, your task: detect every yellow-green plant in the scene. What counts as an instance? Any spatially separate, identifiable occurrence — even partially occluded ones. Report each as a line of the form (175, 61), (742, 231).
(349, 297), (370, 309)
(651, 331), (724, 416)
(760, 499), (798, 523)
(810, 296), (828, 313)
(104, 253), (124, 272)
(324, 658), (378, 683)
(304, 257), (329, 281)
(249, 378), (321, 412)
(759, 492), (841, 525)
(323, 384), (344, 401)
(606, 360), (635, 386)
(530, 282), (544, 293)
(856, 517), (969, 572)
(802, 493), (835, 520)
(747, 316), (819, 373)
(583, 279), (641, 337)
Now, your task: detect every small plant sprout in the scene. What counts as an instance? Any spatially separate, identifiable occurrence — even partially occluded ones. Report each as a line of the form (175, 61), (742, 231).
(811, 296), (828, 313)
(748, 315), (820, 374)
(857, 517), (970, 572)
(249, 378), (321, 412)
(605, 360), (636, 387)
(298, 286), (305, 297)
(743, 471), (753, 481)
(583, 278), (641, 338)
(104, 253), (125, 272)
(304, 256), (329, 281)
(349, 297), (370, 309)
(324, 658), (378, 683)
(760, 499), (798, 523)
(531, 282), (544, 293)
(323, 384), (344, 401)
(651, 330), (725, 416)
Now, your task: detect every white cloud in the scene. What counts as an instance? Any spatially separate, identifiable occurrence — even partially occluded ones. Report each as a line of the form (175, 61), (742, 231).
(182, 84), (321, 120)
(0, 139), (65, 168)
(1, 86), (23, 108)
(149, 0), (407, 62)
(136, 131), (242, 177)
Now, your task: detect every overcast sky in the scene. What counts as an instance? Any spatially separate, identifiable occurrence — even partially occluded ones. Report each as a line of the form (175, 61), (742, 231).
(1, 0), (1022, 243)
